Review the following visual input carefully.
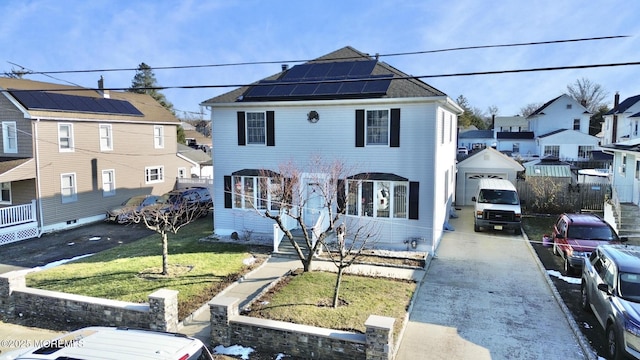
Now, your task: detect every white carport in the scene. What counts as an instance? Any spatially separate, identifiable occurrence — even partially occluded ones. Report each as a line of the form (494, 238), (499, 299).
(455, 147), (525, 205)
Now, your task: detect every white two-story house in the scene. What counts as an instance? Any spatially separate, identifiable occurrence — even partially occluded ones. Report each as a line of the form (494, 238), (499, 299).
(527, 94), (599, 160)
(201, 46), (463, 252)
(601, 93), (640, 204)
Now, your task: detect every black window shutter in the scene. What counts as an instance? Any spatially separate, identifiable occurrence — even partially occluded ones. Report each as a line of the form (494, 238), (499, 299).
(266, 111), (275, 146)
(355, 109), (365, 147)
(409, 181), (419, 220)
(390, 108), (400, 147)
(237, 112), (246, 146)
(337, 179), (346, 214)
(224, 176), (232, 208)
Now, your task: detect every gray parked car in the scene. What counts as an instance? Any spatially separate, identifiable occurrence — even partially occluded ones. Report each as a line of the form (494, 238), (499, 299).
(581, 244), (640, 360)
(106, 195), (161, 224)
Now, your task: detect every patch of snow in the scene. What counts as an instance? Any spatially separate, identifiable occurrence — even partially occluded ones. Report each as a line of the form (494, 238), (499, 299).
(212, 344), (254, 360)
(546, 270), (581, 285)
(243, 256), (256, 266)
(582, 322), (592, 329)
(67, 242), (75, 246)
(89, 236), (101, 241)
(39, 254), (94, 270)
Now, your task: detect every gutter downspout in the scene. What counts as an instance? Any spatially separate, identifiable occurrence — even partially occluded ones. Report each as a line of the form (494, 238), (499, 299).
(34, 119), (45, 237)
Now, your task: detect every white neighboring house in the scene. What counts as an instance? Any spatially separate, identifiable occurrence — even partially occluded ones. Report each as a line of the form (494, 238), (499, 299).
(176, 143), (213, 179)
(602, 94), (640, 204)
(527, 94), (599, 160)
(201, 46), (463, 251)
(492, 116), (537, 159)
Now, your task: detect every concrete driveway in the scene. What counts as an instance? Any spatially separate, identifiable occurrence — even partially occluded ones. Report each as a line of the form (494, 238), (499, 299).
(396, 207), (592, 360)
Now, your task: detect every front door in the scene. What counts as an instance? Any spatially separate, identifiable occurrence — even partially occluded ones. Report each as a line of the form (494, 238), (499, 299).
(304, 182), (323, 228)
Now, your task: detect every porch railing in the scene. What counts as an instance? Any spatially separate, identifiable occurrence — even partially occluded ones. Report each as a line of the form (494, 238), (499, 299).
(0, 200), (37, 228)
(273, 208), (298, 252)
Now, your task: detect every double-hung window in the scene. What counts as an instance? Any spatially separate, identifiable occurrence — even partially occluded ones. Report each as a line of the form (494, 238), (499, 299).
(145, 166), (164, 184)
(99, 124), (113, 151)
(102, 169), (115, 197)
(2, 121), (17, 154)
(246, 112), (266, 145)
(59, 123), (74, 152)
(346, 180), (408, 218)
(573, 119), (580, 130)
(366, 110), (389, 145)
(154, 125), (164, 148)
(61, 173), (77, 203)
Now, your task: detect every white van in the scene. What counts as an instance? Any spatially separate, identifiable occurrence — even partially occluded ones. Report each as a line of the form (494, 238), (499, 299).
(0, 326), (214, 360)
(471, 178), (522, 234)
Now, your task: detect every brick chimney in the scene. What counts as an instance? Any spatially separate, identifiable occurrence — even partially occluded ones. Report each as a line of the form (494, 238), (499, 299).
(612, 92), (619, 143)
(97, 76), (110, 99)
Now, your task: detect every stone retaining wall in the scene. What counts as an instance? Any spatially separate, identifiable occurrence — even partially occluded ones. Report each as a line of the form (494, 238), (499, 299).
(210, 297), (395, 360)
(0, 271), (178, 331)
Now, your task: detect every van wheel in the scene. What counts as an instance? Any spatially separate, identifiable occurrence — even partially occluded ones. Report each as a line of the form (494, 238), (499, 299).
(474, 223), (480, 232)
(514, 227), (521, 235)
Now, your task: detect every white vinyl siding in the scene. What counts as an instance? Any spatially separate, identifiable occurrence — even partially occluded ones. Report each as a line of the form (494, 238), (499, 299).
(99, 124), (113, 151)
(59, 123), (74, 152)
(2, 121), (17, 153)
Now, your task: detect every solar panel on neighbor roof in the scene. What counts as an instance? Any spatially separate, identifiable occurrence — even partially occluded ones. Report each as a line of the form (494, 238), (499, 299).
(9, 90), (143, 116)
(243, 60), (392, 100)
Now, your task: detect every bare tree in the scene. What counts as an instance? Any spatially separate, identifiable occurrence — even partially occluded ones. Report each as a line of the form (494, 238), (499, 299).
(235, 157), (378, 273)
(132, 199), (209, 275)
(567, 78), (608, 113)
(323, 220), (379, 308)
(520, 103), (544, 117)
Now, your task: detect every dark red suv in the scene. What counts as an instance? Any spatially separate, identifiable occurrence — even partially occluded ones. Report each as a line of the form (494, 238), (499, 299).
(552, 213), (627, 276)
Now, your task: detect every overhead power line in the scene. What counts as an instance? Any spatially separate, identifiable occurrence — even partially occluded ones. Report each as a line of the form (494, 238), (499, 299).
(5, 60), (640, 93)
(9, 35), (629, 75)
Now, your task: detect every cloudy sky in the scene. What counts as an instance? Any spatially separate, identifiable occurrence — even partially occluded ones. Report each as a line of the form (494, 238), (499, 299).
(2, 0), (639, 119)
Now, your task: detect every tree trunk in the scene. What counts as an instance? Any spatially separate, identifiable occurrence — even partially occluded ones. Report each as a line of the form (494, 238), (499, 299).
(332, 266), (344, 308)
(161, 231), (169, 275)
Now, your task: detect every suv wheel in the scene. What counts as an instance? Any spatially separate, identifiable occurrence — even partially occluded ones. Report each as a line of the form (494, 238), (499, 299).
(580, 283), (591, 312)
(607, 325), (623, 360)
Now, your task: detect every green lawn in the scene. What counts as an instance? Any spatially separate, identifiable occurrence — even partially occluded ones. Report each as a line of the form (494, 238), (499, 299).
(26, 219), (261, 319)
(248, 271), (416, 335)
(522, 215), (556, 245)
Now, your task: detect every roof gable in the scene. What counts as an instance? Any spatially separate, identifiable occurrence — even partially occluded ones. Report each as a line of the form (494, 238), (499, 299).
(527, 94), (589, 118)
(457, 147), (524, 171)
(606, 94), (640, 115)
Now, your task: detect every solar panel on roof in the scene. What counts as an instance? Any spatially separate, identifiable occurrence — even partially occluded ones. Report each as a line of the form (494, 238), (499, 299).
(9, 90), (143, 116)
(241, 59), (392, 101)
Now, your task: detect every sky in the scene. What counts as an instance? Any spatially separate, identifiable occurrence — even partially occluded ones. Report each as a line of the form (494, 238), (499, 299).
(2, 0), (639, 120)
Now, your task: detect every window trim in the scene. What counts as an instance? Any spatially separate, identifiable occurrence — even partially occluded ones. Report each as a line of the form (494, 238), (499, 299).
(58, 123), (74, 152)
(99, 124), (113, 151)
(365, 109), (390, 146)
(102, 169), (116, 197)
(346, 179), (409, 219)
(245, 111), (267, 145)
(60, 172), (77, 203)
(153, 125), (164, 149)
(2, 121), (17, 154)
(145, 166), (164, 184)
(0, 182), (11, 205)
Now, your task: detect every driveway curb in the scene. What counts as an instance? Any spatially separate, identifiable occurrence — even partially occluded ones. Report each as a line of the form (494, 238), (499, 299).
(522, 229), (597, 360)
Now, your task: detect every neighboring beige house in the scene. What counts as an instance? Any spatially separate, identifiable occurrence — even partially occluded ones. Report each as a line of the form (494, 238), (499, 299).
(0, 77), (190, 242)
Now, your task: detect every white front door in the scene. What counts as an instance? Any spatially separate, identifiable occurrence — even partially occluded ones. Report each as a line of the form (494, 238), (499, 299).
(304, 182), (323, 228)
